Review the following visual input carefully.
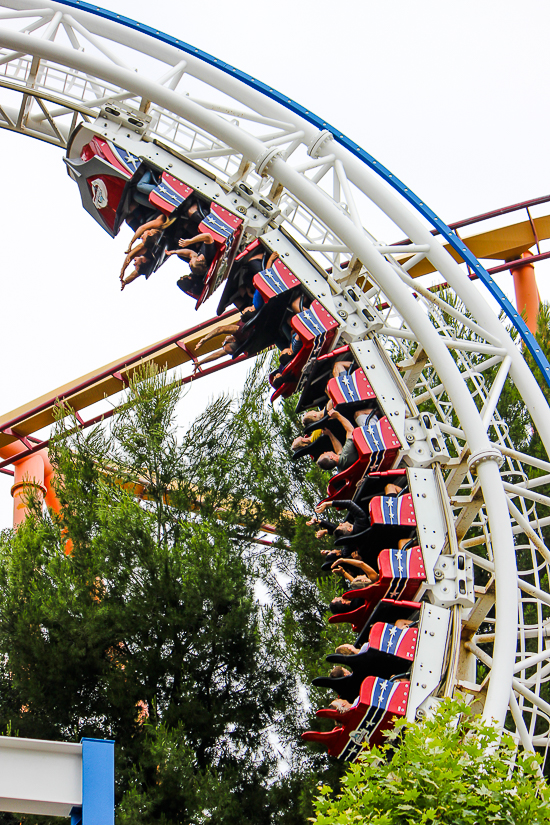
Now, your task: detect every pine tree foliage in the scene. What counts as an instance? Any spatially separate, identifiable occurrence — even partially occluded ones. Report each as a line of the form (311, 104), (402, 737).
(0, 362), (349, 824)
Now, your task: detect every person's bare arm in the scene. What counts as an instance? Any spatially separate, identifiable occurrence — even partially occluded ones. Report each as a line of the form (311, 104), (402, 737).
(120, 251), (140, 279)
(195, 324), (240, 351)
(125, 215), (165, 252)
(195, 347), (229, 366)
(121, 268), (142, 290)
(291, 436), (311, 451)
(330, 698), (353, 713)
(332, 360), (352, 379)
(331, 563), (355, 583)
(121, 243), (145, 274)
(338, 558), (378, 581)
(328, 408), (355, 438)
(266, 251), (279, 268)
(178, 232), (214, 248)
(323, 427), (344, 455)
(166, 248), (193, 260)
(335, 643), (360, 655)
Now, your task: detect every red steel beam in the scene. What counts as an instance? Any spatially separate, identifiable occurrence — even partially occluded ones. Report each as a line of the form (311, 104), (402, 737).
(393, 194), (550, 246)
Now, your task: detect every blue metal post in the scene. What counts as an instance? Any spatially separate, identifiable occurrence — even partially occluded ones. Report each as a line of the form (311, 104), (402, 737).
(70, 807), (82, 825)
(81, 738), (115, 825)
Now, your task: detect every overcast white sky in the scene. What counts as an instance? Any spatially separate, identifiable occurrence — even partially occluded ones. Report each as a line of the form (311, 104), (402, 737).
(1, 0), (549, 527)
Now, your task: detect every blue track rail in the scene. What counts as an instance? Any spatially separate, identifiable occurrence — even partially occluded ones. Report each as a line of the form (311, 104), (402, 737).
(58, 0), (550, 386)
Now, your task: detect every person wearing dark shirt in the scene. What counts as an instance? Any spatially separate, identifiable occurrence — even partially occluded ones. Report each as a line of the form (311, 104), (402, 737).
(314, 499), (369, 537)
(331, 557), (378, 587)
(306, 516), (338, 539)
(329, 595), (363, 614)
(232, 250), (279, 310)
(306, 498), (367, 543)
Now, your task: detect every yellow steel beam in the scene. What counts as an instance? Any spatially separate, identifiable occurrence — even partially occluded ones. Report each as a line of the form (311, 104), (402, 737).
(0, 312), (239, 450)
(403, 215), (550, 278)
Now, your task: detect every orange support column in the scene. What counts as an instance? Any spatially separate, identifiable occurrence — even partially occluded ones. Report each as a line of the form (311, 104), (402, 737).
(0, 444), (60, 528)
(511, 251), (540, 334)
(11, 452), (47, 527)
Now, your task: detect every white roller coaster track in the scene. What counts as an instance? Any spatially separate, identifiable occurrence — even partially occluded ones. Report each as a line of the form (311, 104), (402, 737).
(1, 0), (550, 760)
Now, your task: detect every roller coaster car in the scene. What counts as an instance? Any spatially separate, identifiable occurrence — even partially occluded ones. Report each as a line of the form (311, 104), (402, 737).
(295, 346), (353, 414)
(329, 623), (418, 673)
(178, 202), (243, 308)
(356, 493), (417, 564)
(370, 493), (416, 531)
(327, 368), (378, 416)
(312, 632), (415, 703)
(119, 168), (242, 305)
(269, 302), (340, 401)
(351, 469), (408, 508)
(66, 132), (243, 303)
(355, 598), (421, 643)
(231, 260), (305, 357)
(216, 238), (268, 315)
(328, 547), (426, 632)
(302, 676), (410, 761)
(321, 419), (402, 503)
(129, 170), (241, 304)
(64, 134), (141, 235)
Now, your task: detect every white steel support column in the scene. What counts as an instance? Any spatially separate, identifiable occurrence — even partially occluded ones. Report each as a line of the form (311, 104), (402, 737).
(320, 145), (550, 455)
(266, 154), (518, 726)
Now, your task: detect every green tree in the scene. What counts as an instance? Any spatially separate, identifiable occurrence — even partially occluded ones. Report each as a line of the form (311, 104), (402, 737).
(311, 699), (550, 824)
(0, 364), (336, 825)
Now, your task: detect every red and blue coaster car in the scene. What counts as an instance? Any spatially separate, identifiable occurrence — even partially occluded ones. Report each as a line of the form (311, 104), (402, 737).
(195, 204), (243, 307)
(65, 135), (141, 235)
(323, 417), (402, 502)
(269, 301), (339, 401)
(295, 345), (352, 413)
(328, 547), (426, 632)
(370, 493), (416, 529)
(231, 261), (305, 357)
(253, 257), (301, 301)
(368, 621), (418, 662)
(165, 193), (243, 307)
(80, 135), (140, 178)
(302, 676), (409, 760)
(216, 238), (265, 314)
(326, 368), (378, 410)
(148, 171), (194, 214)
